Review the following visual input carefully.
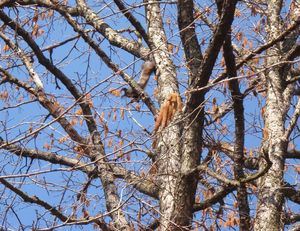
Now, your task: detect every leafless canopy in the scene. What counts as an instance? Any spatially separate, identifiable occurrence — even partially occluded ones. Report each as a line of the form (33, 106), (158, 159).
(0, 0), (300, 230)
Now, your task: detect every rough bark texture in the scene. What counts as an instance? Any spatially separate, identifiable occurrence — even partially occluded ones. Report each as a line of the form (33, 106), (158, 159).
(2, 0), (300, 230)
(254, 74), (287, 230)
(254, 1), (293, 230)
(214, 1), (250, 229)
(89, 132), (131, 230)
(223, 28), (250, 231)
(145, 1), (239, 230)
(145, 1), (190, 230)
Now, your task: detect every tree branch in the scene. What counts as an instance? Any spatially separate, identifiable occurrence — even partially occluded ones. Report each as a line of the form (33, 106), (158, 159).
(284, 98), (300, 139)
(0, 178), (72, 222)
(219, 0), (250, 226)
(76, 0), (149, 58)
(5, 0), (150, 58)
(193, 186), (236, 211)
(212, 15), (300, 85)
(0, 11), (98, 135)
(113, 166), (159, 199)
(0, 141), (159, 199)
(285, 42), (300, 61)
(0, 178), (111, 228)
(289, 223), (300, 231)
(186, 0), (238, 109)
(195, 164), (240, 186)
(281, 183), (300, 205)
(190, 152), (271, 187)
(113, 0), (150, 47)
(59, 9), (157, 115)
(284, 213), (300, 225)
(286, 149), (300, 159)
(0, 68), (86, 146)
(0, 30), (44, 89)
(0, 141), (94, 174)
(177, 0), (203, 80)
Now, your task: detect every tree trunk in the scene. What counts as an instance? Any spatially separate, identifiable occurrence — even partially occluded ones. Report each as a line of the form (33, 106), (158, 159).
(145, 1), (201, 229)
(254, 2), (287, 228)
(254, 86), (286, 230)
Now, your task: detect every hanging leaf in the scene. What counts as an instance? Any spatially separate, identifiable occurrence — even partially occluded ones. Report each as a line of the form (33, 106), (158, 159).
(108, 138), (113, 148)
(58, 136), (68, 144)
(33, 10), (39, 23)
(0, 91), (8, 100)
(3, 44), (10, 52)
(118, 139), (124, 148)
(48, 10), (54, 17)
(108, 88), (121, 97)
(113, 112), (117, 121)
(75, 109), (82, 115)
(99, 112), (105, 124)
(135, 104), (141, 111)
(103, 123), (109, 137)
(236, 32), (243, 41)
(120, 108), (125, 120)
(43, 143), (51, 150)
(70, 117), (78, 126)
(32, 24), (39, 37)
(234, 9), (242, 17)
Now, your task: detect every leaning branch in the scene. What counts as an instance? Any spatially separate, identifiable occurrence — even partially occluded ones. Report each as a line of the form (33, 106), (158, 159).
(284, 213), (300, 225)
(76, 0), (149, 58)
(0, 68), (86, 146)
(286, 149), (300, 159)
(281, 182), (300, 205)
(113, 0), (150, 46)
(284, 98), (300, 139)
(177, 0), (203, 81)
(0, 178), (70, 222)
(0, 11), (98, 135)
(193, 185), (236, 211)
(0, 141), (159, 198)
(186, 0), (239, 110)
(189, 153), (271, 187)
(0, 30), (44, 89)
(59, 10), (157, 115)
(0, 178), (114, 229)
(0, 142), (94, 175)
(212, 16), (300, 85)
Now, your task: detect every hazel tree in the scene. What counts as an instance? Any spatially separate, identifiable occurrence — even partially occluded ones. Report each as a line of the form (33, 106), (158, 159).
(1, 0), (300, 230)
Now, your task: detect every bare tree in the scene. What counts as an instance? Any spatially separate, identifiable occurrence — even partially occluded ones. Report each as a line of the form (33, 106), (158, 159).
(0, 0), (300, 230)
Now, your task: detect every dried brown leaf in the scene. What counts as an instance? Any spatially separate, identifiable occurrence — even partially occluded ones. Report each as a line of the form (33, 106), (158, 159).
(109, 88), (121, 97)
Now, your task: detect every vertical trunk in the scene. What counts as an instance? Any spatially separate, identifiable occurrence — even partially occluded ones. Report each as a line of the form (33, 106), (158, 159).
(254, 1), (288, 230)
(145, 1), (199, 230)
(90, 132), (130, 230)
(254, 80), (286, 230)
(219, 0), (250, 226)
(156, 124), (199, 231)
(254, 1), (300, 230)
(155, 98), (202, 231)
(229, 73), (250, 231)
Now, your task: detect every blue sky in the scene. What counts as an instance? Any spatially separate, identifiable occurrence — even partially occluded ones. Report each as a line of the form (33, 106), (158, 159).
(0, 0), (299, 230)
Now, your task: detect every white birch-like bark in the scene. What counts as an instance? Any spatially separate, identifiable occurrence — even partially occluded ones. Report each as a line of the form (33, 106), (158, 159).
(254, 0), (300, 230)
(0, 31), (44, 90)
(145, 1), (196, 230)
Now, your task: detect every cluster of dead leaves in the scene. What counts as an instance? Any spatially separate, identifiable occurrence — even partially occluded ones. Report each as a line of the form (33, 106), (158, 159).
(154, 93), (182, 132)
